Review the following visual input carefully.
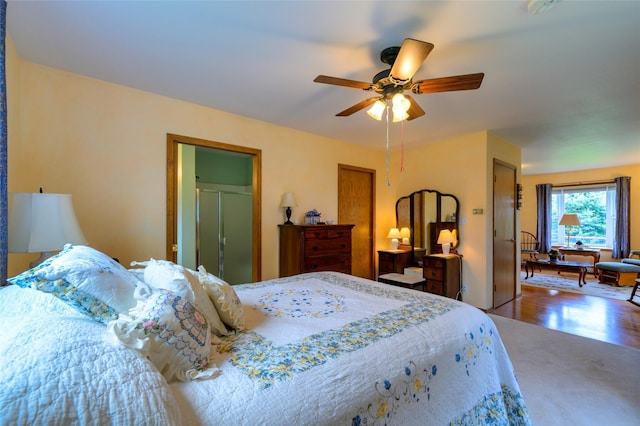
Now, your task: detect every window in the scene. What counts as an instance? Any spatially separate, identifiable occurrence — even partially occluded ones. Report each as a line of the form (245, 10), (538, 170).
(551, 184), (616, 247)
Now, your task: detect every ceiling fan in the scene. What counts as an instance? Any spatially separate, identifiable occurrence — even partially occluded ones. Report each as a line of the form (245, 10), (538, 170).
(314, 38), (484, 121)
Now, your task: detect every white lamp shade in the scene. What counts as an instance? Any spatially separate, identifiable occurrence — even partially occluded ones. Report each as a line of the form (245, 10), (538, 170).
(9, 193), (87, 253)
(280, 192), (297, 208)
(387, 228), (402, 239)
(437, 229), (455, 244)
(559, 213), (581, 226)
(367, 100), (386, 121)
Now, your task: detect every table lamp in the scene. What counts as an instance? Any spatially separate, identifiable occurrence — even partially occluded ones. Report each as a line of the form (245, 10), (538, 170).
(387, 228), (402, 250)
(9, 192), (87, 267)
(280, 192), (297, 225)
(559, 213), (581, 247)
(437, 229), (455, 255)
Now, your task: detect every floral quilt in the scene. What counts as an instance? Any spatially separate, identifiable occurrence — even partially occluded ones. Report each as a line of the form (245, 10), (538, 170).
(171, 272), (531, 425)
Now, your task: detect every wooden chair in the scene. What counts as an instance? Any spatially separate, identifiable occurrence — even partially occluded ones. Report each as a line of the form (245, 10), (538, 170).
(521, 231), (540, 261)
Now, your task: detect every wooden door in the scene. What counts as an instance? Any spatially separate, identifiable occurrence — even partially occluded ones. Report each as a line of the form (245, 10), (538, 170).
(338, 164), (375, 279)
(493, 159), (517, 308)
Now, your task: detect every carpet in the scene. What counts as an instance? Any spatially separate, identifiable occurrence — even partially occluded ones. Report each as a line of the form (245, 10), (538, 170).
(490, 315), (640, 426)
(520, 269), (633, 301)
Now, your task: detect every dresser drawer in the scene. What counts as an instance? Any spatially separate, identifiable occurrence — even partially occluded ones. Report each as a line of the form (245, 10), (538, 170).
(423, 258), (445, 269)
(424, 267), (444, 281)
(378, 258), (395, 274)
(305, 237), (350, 255)
(304, 255), (351, 273)
(303, 227), (351, 240)
(425, 280), (444, 295)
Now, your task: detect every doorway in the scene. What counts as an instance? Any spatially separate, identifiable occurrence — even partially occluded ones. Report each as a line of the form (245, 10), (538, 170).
(338, 164), (375, 279)
(166, 134), (262, 283)
(493, 159), (517, 308)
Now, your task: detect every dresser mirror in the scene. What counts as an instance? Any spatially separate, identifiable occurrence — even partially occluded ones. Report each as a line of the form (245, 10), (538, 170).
(395, 189), (459, 264)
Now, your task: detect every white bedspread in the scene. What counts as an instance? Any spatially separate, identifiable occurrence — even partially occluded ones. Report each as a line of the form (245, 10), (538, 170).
(0, 285), (181, 425)
(171, 272), (531, 425)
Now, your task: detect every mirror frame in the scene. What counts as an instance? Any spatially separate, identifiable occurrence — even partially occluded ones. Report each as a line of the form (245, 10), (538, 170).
(395, 189), (459, 264)
(166, 133), (262, 282)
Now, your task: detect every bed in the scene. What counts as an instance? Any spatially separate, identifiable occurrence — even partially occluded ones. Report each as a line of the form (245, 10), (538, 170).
(0, 245), (531, 425)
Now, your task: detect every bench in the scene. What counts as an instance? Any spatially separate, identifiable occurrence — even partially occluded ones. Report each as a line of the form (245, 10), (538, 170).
(378, 273), (426, 291)
(595, 262), (640, 287)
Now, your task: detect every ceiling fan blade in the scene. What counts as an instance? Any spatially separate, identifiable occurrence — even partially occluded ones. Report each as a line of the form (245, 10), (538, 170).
(405, 95), (425, 121)
(414, 73), (485, 94)
(390, 38), (434, 82)
(336, 97), (380, 117)
(314, 75), (372, 90)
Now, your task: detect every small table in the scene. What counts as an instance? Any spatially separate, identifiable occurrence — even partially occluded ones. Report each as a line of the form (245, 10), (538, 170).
(558, 248), (600, 277)
(525, 259), (591, 287)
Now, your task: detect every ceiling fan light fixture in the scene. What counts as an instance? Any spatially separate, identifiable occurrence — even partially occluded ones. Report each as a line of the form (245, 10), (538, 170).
(367, 99), (386, 121)
(391, 93), (410, 122)
(392, 106), (409, 122)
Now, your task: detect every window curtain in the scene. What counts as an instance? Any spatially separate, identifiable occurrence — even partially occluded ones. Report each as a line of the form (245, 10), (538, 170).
(0, 0), (7, 285)
(612, 176), (631, 259)
(536, 183), (553, 253)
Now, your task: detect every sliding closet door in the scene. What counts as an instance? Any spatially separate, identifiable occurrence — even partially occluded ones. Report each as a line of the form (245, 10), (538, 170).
(221, 192), (252, 284)
(197, 188), (221, 275)
(197, 188), (252, 284)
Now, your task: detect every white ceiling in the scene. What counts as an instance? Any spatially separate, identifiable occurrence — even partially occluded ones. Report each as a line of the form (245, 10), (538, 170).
(7, 1), (640, 175)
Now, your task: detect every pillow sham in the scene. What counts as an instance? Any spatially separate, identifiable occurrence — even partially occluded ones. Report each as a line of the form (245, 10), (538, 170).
(193, 265), (245, 331)
(131, 259), (229, 337)
(7, 244), (140, 322)
(108, 288), (218, 382)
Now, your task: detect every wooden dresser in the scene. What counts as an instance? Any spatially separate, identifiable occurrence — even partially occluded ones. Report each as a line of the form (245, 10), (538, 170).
(279, 224), (354, 277)
(423, 254), (461, 299)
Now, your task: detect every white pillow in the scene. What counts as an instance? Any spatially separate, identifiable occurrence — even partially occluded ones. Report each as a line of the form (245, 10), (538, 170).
(131, 259), (228, 337)
(108, 288), (218, 382)
(8, 244), (139, 322)
(194, 265), (245, 331)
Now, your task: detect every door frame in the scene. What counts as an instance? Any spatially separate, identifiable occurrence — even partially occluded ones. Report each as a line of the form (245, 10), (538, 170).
(166, 133), (262, 282)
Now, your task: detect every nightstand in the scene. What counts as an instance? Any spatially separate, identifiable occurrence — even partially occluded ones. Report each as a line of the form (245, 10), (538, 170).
(378, 248), (426, 277)
(423, 254), (461, 299)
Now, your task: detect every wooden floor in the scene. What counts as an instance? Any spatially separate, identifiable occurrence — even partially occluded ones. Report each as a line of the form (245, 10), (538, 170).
(492, 284), (640, 350)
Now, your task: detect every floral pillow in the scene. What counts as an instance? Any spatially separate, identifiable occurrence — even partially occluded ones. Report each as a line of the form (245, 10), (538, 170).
(193, 265), (245, 332)
(7, 244), (140, 323)
(131, 259), (229, 337)
(108, 289), (219, 382)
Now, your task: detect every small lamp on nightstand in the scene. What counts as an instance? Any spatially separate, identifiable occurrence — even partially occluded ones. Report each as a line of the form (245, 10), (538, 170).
(387, 228), (402, 250)
(437, 229), (455, 255)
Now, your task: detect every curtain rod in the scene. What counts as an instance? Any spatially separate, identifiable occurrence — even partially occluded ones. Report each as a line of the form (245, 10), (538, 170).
(553, 179), (615, 188)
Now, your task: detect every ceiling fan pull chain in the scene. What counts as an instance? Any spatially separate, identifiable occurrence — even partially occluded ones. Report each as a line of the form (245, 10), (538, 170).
(400, 120), (405, 172)
(386, 104), (391, 187)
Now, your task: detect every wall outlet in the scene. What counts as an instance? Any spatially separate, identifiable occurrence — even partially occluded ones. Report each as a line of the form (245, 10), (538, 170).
(461, 284), (468, 293)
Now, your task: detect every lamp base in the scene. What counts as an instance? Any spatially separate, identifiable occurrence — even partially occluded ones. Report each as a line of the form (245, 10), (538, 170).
(390, 239), (399, 250)
(441, 243), (451, 255)
(284, 206), (293, 225)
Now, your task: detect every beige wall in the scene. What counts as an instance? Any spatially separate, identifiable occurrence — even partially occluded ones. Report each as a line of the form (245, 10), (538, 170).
(391, 132), (521, 309)
(7, 38), (396, 280)
(521, 164), (640, 262)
